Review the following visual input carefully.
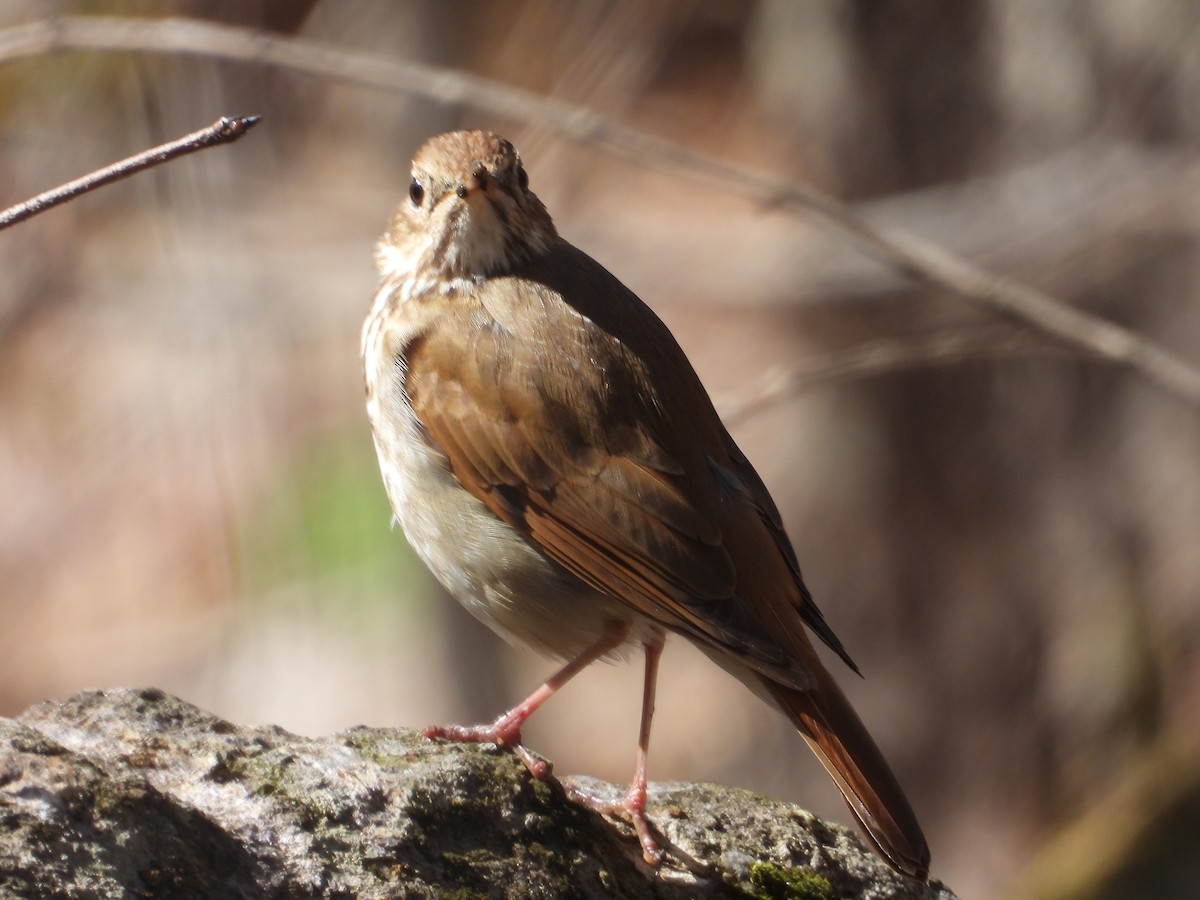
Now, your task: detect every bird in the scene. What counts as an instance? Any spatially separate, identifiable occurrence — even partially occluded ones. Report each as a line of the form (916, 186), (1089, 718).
(361, 129), (930, 880)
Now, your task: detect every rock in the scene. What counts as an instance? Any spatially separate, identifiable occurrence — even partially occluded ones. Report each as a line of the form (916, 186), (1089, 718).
(0, 688), (955, 899)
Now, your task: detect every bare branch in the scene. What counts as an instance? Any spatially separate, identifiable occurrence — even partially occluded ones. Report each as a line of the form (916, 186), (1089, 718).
(649, 142), (1200, 308)
(719, 331), (1095, 427)
(0, 114), (261, 230)
(1, 16), (1198, 407)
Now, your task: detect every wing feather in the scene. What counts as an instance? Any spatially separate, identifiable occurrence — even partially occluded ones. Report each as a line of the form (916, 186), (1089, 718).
(405, 250), (829, 685)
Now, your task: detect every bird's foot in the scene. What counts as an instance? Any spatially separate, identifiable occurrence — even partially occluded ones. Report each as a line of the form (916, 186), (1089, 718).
(424, 717), (552, 779)
(564, 779), (663, 865)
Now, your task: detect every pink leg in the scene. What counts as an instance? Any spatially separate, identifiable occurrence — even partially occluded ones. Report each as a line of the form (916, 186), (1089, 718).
(425, 622), (630, 779)
(565, 630), (666, 865)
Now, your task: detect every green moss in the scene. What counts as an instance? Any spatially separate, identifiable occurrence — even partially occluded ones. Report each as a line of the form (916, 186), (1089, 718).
(338, 728), (425, 770)
(210, 747), (341, 835)
(747, 861), (834, 900)
(216, 750), (293, 799)
(432, 850), (499, 900)
(430, 888), (488, 900)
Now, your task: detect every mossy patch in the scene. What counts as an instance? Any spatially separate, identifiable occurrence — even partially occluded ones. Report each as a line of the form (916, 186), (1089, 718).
(747, 861), (834, 900)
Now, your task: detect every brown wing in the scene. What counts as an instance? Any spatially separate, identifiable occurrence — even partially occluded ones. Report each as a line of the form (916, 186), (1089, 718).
(520, 243), (856, 673)
(712, 438), (858, 673)
(404, 254), (818, 685)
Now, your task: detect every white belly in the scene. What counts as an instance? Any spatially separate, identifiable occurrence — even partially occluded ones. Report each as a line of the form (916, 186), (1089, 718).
(362, 292), (645, 660)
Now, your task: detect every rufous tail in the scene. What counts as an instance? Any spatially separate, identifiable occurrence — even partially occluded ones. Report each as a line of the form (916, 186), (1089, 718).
(761, 672), (930, 881)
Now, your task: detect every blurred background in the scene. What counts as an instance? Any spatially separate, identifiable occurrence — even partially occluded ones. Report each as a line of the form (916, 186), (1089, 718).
(2, 2), (1199, 896)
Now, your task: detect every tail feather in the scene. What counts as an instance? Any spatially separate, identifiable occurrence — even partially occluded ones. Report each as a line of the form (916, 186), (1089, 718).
(761, 673), (930, 881)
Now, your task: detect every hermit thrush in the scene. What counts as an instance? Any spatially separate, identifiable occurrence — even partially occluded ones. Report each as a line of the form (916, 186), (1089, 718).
(362, 130), (930, 879)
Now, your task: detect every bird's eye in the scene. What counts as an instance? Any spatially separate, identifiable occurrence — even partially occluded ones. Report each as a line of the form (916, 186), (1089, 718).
(517, 165), (529, 190)
(408, 179), (425, 207)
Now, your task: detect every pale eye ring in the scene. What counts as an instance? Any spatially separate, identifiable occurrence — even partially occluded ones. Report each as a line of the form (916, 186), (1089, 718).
(408, 179), (425, 206)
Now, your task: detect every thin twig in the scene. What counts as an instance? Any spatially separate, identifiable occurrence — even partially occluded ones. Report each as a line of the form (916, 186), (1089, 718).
(663, 142), (1200, 307)
(1, 16), (1198, 408)
(719, 331), (1094, 427)
(0, 114), (260, 230)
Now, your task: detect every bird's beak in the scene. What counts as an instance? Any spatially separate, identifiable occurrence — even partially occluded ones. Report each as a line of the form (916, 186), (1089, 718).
(455, 163), (489, 199)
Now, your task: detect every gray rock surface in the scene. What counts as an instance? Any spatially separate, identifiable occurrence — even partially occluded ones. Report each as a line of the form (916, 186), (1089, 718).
(0, 688), (956, 899)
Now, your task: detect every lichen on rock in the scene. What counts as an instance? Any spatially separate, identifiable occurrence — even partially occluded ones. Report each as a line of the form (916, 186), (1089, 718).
(0, 689), (956, 898)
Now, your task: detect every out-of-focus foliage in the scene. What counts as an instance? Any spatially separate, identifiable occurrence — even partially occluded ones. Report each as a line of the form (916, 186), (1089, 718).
(1, 2), (1198, 896)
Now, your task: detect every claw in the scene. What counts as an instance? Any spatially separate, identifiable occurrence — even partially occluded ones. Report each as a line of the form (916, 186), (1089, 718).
(564, 779), (662, 865)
